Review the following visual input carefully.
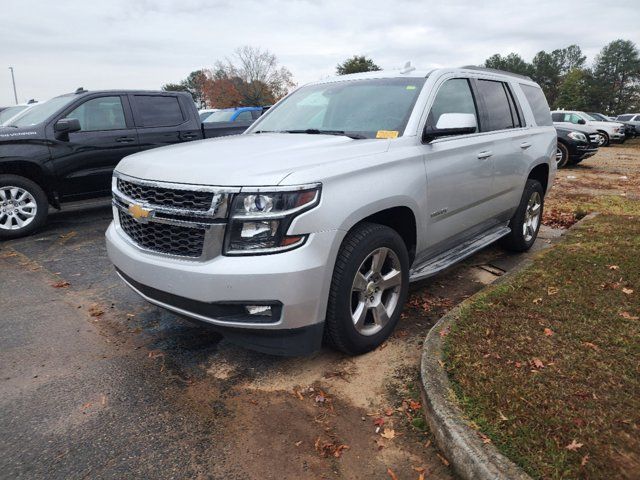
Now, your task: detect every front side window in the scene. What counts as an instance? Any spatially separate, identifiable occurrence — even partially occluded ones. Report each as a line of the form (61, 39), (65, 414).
(477, 80), (516, 131)
(234, 110), (254, 122)
(134, 95), (184, 127)
(252, 77), (426, 139)
(66, 96), (127, 131)
(570, 114), (583, 124)
(520, 84), (552, 126)
(426, 78), (478, 132)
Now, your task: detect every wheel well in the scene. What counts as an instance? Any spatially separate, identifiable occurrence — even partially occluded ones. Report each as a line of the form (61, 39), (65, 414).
(528, 163), (549, 193)
(597, 129), (608, 137)
(359, 206), (417, 263)
(0, 162), (55, 206)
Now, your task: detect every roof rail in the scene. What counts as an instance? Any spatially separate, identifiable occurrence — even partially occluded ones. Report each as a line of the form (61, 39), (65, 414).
(460, 65), (532, 81)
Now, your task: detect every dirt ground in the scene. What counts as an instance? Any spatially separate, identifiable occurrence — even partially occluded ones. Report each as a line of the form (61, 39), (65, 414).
(3, 140), (637, 480)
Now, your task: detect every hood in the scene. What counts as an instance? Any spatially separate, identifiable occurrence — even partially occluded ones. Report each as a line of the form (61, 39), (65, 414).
(0, 124), (44, 142)
(116, 133), (390, 186)
(588, 120), (623, 129)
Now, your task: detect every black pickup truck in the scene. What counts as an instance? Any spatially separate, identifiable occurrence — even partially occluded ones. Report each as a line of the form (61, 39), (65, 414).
(0, 89), (260, 238)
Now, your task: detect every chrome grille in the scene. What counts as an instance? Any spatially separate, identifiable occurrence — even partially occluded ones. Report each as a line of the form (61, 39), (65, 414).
(117, 178), (215, 211)
(118, 210), (205, 257)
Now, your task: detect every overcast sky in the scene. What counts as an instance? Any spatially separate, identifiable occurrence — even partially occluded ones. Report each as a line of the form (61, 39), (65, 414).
(2, 0), (639, 105)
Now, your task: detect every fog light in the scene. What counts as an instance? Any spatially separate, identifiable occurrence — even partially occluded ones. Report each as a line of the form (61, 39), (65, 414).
(245, 305), (272, 316)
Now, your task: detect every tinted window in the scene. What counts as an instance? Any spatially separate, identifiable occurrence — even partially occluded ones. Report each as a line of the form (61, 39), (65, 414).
(234, 111), (254, 122)
(134, 95), (184, 127)
(427, 78), (478, 132)
(617, 114), (633, 121)
(477, 80), (515, 131)
(67, 96), (126, 131)
(520, 84), (552, 126)
(551, 112), (564, 122)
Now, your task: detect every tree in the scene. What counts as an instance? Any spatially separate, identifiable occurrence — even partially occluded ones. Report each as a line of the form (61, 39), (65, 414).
(590, 39), (640, 114)
(213, 46), (295, 106)
(162, 69), (209, 108)
(556, 68), (590, 110)
(336, 55), (381, 75)
(484, 53), (533, 77)
(531, 51), (562, 107)
(201, 76), (243, 109)
(552, 45), (586, 75)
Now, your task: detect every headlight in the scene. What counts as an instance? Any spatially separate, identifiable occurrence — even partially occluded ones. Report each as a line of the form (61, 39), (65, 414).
(567, 131), (587, 142)
(224, 184), (321, 255)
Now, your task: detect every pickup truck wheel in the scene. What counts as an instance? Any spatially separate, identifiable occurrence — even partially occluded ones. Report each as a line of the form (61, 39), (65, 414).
(325, 222), (409, 355)
(597, 131), (610, 147)
(0, 175), (48, 239)
(556, 142), (569, 168)
(500, 179), (544, 252)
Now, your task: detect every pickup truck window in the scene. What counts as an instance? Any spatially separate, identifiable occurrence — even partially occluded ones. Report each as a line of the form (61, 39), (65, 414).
(234, 111), (254, 122)
(476, 80), (516, 131)
(133, 95), (184, 127)
(8, 96), (76, 127)
(204, 110), (236, 123)
(253, 77), (426, 139)
(427, 78), (478, 132)
(66, 96), (127, 131)
(520, 84), (552, 126)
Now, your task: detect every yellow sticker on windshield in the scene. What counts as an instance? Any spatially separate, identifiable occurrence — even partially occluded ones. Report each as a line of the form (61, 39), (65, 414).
(376, 130), (399, 139)
(406, 85), (416, 90)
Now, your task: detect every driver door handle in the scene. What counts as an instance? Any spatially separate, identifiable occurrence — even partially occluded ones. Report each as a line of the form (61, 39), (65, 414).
(116, 136), (135, 143)
(477, 151), (493, 160)
(520, 142), (532, 149)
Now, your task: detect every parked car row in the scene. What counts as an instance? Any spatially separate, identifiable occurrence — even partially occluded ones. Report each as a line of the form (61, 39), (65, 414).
(0, 88), (267, 237)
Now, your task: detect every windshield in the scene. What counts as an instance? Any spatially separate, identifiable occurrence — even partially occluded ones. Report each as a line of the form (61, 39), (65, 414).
(8, 96), (76, 127)
(251, 77), (426, 139)
(580, 112), (596, 121)
(0, 105), (28, 124)
(203, 110), (235, 123)
(589, 113), (608, 121)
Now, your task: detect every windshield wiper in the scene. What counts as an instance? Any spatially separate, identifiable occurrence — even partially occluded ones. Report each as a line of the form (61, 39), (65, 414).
(284, 129), (367, 139)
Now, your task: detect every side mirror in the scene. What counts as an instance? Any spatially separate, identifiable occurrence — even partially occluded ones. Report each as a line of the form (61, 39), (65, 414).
(577, 119), (586, 125)
(54, 118), (81, 134)
(423, 113), (477, 143)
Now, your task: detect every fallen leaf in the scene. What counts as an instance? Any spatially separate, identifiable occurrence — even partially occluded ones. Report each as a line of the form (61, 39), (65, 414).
(409, 400), (421, 411)
(381, 428), (396, 440)
(608, 265), (620, 270)
(533, 297), (543, 304)
(295, 440), (302, 447)
(387, 468), (398, 480)
(384, 407), (394, 416)
(498, 410), (509, 421)
(622, 287), (634, 295)
(292, 388), (304, 400)
(373, 417), (385, 427)
(439, 327), (450, 338)
(531, 358), (545, 369)
(581, 454), (589, 466)
(418, 474), (425, 480)
(543, 328), (554, 336)
(436, 453), (450, 466)
(412, 466), (426, 474)
(547, 286), (559, 295)
(89, 305), (104, 317)
(619, 311), (639, 320)
(52, 281), (70, 288)
(514, 361), (522, 368)
(583, 342), (599, 351)
(565, 440), (584, 451)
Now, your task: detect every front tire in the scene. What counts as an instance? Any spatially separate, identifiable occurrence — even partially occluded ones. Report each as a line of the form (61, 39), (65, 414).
(0, 175), (48, 239)
(597, 131), (610, 147)
(556, 142), (569, 168)
(325, 222), (409, 355)
(500, 179), (544, 252)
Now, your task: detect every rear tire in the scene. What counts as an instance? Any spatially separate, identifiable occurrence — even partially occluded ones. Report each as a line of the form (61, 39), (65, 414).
(0, 175), (48, 239)
(500, 179), (544, 252)
(325, 222), (409, 355)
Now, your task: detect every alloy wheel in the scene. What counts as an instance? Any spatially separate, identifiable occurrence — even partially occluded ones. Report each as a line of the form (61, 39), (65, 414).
(522, 191), (541, 242)
(350, 247), (403, 336)
(0, 186), (38, 231)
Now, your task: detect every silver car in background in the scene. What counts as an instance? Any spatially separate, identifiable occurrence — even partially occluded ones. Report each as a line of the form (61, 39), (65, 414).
(106, 67), (556, 356)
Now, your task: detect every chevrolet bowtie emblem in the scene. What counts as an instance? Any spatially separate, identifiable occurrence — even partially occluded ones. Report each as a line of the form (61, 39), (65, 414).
(128, 203), (152, 221)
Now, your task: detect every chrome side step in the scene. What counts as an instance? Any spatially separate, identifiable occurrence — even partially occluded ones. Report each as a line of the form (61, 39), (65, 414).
(409, 226), (511, 282)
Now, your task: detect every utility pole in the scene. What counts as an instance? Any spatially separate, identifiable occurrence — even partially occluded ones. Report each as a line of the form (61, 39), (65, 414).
(9, 67), (18, 104)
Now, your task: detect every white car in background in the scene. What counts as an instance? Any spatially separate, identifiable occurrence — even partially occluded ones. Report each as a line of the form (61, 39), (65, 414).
(551, 110), (625, 146)
(0, 101), (38, 126)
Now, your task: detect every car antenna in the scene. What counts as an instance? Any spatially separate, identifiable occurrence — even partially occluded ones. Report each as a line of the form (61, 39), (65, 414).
(75, 87), (88, 94)
(400, 61), (415, 74)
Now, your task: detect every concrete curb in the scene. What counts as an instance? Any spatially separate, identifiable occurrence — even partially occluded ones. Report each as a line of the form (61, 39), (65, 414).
(419, 213), (599, 480)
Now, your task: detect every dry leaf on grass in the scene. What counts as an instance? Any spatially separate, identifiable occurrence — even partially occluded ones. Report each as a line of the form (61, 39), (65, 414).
(52, 281), (70, 288)
(531, 358), (545, 369)
(543, 328), (554, 336)
(386, 468), (398, 480)
(88, 305), (104, 317)
(622, 287), (634, 295)
(380, 428), (396, 440)
(619, 311), (639, 320)
(581, 454), (590, 466)
(436, 453), (450, 466)
(565, 440), (584, 451)
(547, 286), (559, 295)
(608, 265), (620, 270)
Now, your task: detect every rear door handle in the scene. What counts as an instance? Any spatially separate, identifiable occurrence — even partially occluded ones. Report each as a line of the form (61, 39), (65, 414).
(477, 151), (493, 160)
(116, 136), (135, 143)
(520, 142), (532, 149)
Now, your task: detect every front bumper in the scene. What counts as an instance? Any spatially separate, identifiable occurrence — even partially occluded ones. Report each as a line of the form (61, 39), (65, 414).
(106, 222), (342, 353)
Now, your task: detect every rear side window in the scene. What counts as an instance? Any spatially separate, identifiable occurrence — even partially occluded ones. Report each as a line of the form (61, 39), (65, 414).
(476, 80), (517, 131)
(520, 84), (552, 126)
(427, 78), (478, 131)
(134, 95), (185, 127)
(234, 110), (254, 122)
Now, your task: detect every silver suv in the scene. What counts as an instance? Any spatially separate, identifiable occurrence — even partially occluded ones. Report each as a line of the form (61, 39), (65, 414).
(106, 67), (556, 356)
